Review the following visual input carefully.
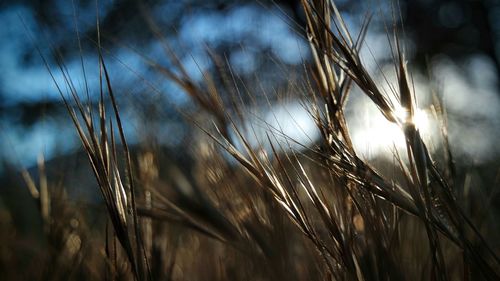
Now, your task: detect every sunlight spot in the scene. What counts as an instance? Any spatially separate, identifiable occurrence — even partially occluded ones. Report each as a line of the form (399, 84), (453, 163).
(414, 109), (431, 133)
(350, 99), (432, 158)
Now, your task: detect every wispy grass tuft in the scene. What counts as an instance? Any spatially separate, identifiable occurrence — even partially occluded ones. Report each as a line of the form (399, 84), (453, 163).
(2, 1), (499, 280)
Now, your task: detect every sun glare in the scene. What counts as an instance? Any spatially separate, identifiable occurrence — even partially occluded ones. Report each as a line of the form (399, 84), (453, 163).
(352, 105), (431, 157)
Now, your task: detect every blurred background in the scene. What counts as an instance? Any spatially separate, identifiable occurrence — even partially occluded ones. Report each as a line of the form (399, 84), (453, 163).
(1, 0), (499, 225)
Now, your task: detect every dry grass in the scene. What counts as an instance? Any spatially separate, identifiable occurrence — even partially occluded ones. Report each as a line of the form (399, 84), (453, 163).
(1, 0), (499, 280)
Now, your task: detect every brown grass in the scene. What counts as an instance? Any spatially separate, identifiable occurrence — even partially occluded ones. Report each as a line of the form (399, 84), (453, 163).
(1, 0), (499, 280)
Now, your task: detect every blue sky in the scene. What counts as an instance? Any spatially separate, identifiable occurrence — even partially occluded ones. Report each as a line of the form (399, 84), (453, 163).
(1, 1), (499, 173)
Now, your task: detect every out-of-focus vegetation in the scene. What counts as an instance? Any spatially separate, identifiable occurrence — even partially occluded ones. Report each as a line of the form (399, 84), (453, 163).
(1, 0), (500, 280)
